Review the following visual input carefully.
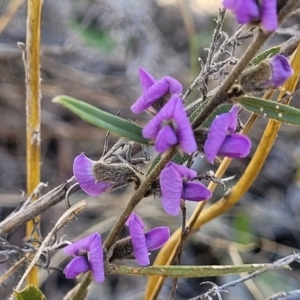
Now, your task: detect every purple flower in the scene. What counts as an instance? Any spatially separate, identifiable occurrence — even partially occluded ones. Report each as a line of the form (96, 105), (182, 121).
(131, 68), (182, 114)
(223, 0), (278, 32)
(125, 212), (170, 266)
(160, 162), (212, 216)
(73, 154), (113, 196)
(142, 96), (197, 154)
(63, 233), (105, 283)
(204, 105), (251, 163)
(269, 55), (293, 87)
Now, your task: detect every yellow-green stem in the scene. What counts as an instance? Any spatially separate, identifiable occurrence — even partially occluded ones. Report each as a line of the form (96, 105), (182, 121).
(25, 0), (42, 286)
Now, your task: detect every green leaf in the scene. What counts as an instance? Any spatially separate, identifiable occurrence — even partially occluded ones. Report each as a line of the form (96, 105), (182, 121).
(250, 45), (281, 66)
(14, 285), (46, 300)
(110, 263), (289, 277)
(53, 95), (149, 144)
(238, 96), (300, 125)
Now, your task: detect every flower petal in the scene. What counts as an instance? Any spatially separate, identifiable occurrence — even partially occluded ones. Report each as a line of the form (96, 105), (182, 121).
(87, 233), (105, 283)
(167, 162), (197, 181)
(126, 212), (144, 230)
(236, 0), (260, 24)
(182, 182), (212, 202)
(218, 134), (251, 158)
(171, 96), (197, 153)
(164, 77), (183, 95)
(204, 112), (231, 163)
(155, 125), (177, 153)
(64, 233), (100, 256)
(63, 257), (90, 279)
(228, 105), (238, 133)
(145, 227), (170, 251)
(142, 96), (178, 140)
(127, 215), (149, 266)
(160, 163), (183, 215)
(73, 154), (113, 196)
(139, 68), (156, 92)
(131, 78), (171, 114)
(223, 0), (238, 10)
(269, 55), (293, 87)
(261, 0), (278, 32)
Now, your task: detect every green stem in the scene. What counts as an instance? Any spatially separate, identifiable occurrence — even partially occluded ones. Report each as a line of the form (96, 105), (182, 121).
(103, 147), (177, 250)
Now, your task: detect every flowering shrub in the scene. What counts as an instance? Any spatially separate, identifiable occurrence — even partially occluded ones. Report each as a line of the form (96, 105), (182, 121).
(5, 1), (300, 300)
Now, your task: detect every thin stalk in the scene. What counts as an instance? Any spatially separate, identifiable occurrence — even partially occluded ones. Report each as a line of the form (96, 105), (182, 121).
(25, 0), (42, 286)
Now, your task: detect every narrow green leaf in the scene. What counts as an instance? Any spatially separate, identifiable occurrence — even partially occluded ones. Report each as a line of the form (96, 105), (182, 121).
(14, 285), (46, 300)
(109, 263), (288, 278)
(53, 95), (149, 144)
(238, 96), (300, 125)
(250, 45), (281, 66)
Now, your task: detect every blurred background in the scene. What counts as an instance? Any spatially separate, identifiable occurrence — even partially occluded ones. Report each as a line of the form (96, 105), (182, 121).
(0, 0), (300, 299)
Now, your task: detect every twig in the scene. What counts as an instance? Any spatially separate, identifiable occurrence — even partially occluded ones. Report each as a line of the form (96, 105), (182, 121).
(265, 290), (300, 300)
(169, 201), (188, 300)
(182, 8), (226, 102)
(189, 253), (300, 300)
(10, 200), (87, 299)
(0, 177), (79, 235)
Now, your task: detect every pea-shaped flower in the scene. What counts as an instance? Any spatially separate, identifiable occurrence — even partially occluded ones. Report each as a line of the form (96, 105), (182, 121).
(131, 68), (182, 115)
(63, 233), (104, 283)
(204, 105), (251, 163)
(142, 95), (197, 154)
(126, 212), (170, 266)
(160, 162), (212, 216)
(223, 0), (277, 32)
(73, 153), (140, 196)
(239, 55), (293, 93)
(268, 55), (293, 87)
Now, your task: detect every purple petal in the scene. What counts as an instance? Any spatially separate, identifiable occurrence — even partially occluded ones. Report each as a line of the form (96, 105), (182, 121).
(142, 96), (179, 140)
(269, 55), (293, 87)
(73, 154), (113, 196)
(63, 257), (90, 279)
(160, 163), (183, 216)
(204, 112), (232, 163)
(228, 105), (239, 133)
(225, 0), (260, 24)
(131, 78), (173, 114)
(261, 0), (278, 32)
(143, 96), (196, 154)
(155, 125), (178, 153)
(223, 0), (238, 10)
(236, 0), (260, 24)
(145, 227), (170, 251)
(139, 68), (156, 92)
(171, 96), (197, 153)
(127, 215), (149, 266)
(164, 77), (183, 95)
(64, 233), (100, 256)
(167, 162), (197, 181)
(182, 182), (212, 202)
(126, 212), (145, 230)
(218, 134), (251, 158)
(87, 233), (105, 283)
